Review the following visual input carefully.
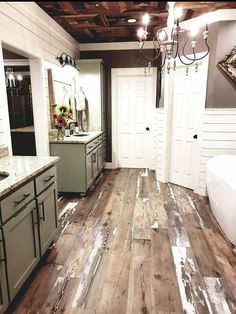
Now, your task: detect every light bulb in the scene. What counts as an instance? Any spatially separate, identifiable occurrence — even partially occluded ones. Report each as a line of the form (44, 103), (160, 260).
(158, 30), (166, 41)
(8, 74), (14, 80)
(190, 26), (198, 38)
(17, 75), (23, 81)
(174, 8), (182, 19)
(137, 28), (145, 39)
(142, 13), (150, 25)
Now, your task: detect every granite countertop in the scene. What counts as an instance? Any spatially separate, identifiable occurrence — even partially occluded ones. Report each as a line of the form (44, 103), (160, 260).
(49, 131), (104, 144)
(0, 156), (59, 198)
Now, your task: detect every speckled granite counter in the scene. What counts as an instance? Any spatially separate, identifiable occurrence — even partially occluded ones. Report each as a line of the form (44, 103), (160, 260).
(0, 156), (59, 198)
(0, 146), (9, 158)
(49, 131), (103, 144)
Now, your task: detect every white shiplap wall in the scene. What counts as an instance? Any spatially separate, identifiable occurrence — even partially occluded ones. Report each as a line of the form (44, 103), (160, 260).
(0, 2), (80, 155)
(155, 108), (236, 196)
(155, 108), (167, 182)
(197, 109), (236, 195)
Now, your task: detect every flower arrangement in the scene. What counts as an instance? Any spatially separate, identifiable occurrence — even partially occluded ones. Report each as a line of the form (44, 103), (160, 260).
(53, 104), (73, 140)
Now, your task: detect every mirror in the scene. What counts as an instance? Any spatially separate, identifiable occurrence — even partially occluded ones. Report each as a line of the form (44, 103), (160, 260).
(47, 66), (89, 134)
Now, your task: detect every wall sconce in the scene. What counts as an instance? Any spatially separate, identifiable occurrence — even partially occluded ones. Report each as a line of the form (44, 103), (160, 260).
(5, 67), (23, 96)
(56, 52), (79, 72)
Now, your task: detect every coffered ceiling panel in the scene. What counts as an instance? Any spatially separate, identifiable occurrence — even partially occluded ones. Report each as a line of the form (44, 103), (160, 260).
(36, 1), (236, 43)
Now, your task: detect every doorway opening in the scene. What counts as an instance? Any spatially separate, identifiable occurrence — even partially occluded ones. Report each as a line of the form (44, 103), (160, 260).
(3, 48), (36, 156)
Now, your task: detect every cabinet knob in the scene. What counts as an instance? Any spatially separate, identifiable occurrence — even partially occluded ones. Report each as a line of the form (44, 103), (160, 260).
(193, 134), (198, 139)
(146, 127), (150, 131)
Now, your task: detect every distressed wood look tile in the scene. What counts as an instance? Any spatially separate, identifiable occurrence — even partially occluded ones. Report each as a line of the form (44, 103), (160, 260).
(133, 198), (153, 240)
(171, 184), (205, 229)
(172, 246), (213, 314)
(164, 199), (190, 247)
(8, 169), (236, 313)
(204, 229), (236, 296)
(126, 240), (153, 314)
(85, 250), (131, 313)
(204, 277), (236, 313)
(10, 262), (62, 314)
(151, 229), (183, 313)
(188, 190), (221, 231)
(182, 213), (221, 277)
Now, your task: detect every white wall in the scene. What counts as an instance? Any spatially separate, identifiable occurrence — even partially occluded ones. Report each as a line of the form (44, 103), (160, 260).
(0, 2), (80, 155)
(196, 109), (236, 195)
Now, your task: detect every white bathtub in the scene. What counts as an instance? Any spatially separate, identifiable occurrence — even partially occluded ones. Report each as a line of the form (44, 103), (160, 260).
(206, 154), (236, 246)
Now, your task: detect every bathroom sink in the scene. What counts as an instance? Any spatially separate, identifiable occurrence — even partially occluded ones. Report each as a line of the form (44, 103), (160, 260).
(73, 133), (89, 137)
(0, 172), (9, 181)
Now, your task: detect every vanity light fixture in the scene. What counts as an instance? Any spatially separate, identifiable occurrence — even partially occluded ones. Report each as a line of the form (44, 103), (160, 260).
(137, 1), (210, 74)
(56, 52), (79, 72)
(5, 67), (23, 96)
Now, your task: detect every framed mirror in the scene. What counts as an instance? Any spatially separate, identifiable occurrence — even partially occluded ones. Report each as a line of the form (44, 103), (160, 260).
(217, 45), (236, 85)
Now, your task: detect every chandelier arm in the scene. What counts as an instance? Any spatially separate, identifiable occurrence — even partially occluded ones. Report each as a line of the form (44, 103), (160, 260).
(173, 33), (179, 59)
(139, 43), (161, 62)
(182, 34), (210, 61)
(181, 32), (197, 62)
(160, 52), (167, 69)
(187, 40), (210, 61)
(177, 50), (196, 66)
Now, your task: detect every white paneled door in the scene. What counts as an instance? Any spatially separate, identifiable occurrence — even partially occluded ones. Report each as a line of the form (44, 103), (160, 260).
(113, 68), (155, 169)
(169, 62), (207, 189)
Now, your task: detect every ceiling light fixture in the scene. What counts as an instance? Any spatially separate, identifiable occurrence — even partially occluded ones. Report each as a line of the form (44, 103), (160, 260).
(127, 18), (137, 23)
(137, 2), (210, 74)
(56, 52), (79, 72)
(5, 67), (23, 96)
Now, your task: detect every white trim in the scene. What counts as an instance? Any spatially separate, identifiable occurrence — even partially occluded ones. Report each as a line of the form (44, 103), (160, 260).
(4, 59), (29, 66)
(105, 162), (115, 169)
(80, 41), (155, 51)
(111, 67), (156, 169)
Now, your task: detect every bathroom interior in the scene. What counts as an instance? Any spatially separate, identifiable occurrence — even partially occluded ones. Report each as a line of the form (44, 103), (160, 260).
(0, 2), (236, 313)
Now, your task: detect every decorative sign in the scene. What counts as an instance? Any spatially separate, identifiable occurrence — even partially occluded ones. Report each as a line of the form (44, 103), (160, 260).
(217, 45), (236, 85)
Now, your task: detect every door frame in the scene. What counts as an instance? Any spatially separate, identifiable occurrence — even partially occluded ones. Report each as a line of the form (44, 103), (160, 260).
(167, 53), (209, 192)
(111, 67), (157, 169)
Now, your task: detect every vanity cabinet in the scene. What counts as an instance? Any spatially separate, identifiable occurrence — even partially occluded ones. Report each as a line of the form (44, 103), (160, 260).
(3, 200), (39, 300)
(36, 182), (58, 256)
(50, 132), (106, 193)
(0, 164), (59, 312)
(0, 230), (9, 314)
(35, 166), (58, 256)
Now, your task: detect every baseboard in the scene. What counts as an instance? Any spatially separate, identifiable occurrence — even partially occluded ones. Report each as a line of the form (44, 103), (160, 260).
(105, 162), (116, 169)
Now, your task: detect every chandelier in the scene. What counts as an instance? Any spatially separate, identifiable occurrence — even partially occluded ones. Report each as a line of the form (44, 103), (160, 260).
(5, 67), (23, 96)
(137, 2), (209, 74)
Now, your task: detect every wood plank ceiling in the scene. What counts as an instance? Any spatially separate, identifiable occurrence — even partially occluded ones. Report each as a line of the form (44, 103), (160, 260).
(36, 2), (236, 43)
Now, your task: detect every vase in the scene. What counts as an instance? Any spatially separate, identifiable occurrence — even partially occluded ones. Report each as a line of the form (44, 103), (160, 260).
(56, 128), (64, 140)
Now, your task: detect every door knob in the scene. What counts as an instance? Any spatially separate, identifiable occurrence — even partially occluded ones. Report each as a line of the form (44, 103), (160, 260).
(146, 127), (150, 131)
(193, 134), (198, 139)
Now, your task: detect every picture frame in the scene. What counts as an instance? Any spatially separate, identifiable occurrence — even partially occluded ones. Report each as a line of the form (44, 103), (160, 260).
(217, 45), (236, 85)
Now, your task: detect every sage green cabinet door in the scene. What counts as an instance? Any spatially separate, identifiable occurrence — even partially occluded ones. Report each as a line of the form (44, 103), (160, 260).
(92, 149), (99, 179)
(102, 141), (106, 167)
(86, 152), (93, 188)
(37, 182), (58, 256)
(3, 200), (39, 300)
(0, 229), (9, 314)
(97, 144), (103, 172)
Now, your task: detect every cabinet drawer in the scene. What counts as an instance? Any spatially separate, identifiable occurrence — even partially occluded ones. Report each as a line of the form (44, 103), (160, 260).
(35, 166), (57, 196)
(86, 137), (100, 154)
(1, 180), (34, 223)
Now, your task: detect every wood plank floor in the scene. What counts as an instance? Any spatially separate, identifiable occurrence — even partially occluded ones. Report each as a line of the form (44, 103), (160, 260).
(7, 169), (236, 314)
